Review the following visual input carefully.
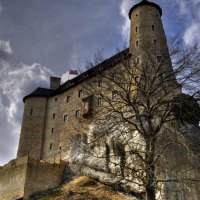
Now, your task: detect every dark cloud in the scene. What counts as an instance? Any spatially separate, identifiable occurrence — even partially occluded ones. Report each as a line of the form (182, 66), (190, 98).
(0, 0), (124, 75)
(0, 0), (199, 166)
(0, 40), (53, 166)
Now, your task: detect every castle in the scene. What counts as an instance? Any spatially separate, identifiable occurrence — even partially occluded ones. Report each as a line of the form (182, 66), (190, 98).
(1, 1), (200, 199)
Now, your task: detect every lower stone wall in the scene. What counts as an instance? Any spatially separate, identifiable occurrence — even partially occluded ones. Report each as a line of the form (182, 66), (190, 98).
(0, 157), (28, 200)
(0, 157), (66, 200)
(24, 159), (66, 199)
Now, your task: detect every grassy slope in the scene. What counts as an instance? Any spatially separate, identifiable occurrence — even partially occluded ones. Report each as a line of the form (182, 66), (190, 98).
(31, 176), (134, 200)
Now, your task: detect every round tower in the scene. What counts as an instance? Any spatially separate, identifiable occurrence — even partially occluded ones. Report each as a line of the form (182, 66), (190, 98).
(17, 96), (47, 160)
(129, 0), (168, 57)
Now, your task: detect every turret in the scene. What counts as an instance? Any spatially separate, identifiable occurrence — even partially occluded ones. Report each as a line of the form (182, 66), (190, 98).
(128, 0), (181, 96)
(17, 96), (47, 160)
(129, 0), (168, 57)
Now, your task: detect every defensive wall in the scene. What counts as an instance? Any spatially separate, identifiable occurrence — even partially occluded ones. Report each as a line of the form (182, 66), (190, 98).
(0, 156), (66, 200)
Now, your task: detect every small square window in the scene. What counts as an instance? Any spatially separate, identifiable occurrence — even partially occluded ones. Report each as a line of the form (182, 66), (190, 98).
(135, 14), (138, 17)
(136, 40), (139, 47)
(59, 146), (62, 150)
(64, 114), (68, 122)
(53, 113), (56, 119)
(152, 25), (155, 31)
(76, 110), (80, 118)
(55, 97), (58, 102)
(51, 128), (54, 134)
(78, 90), (82, 97)
(136, 57), (140, 64)
(66, 96), (71, 103)
(30, 109), (33, 116)
(153, 39), (157, 45)
(50, 143), (52, 150)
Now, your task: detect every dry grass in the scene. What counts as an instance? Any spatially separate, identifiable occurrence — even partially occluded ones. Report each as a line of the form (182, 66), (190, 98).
(34, 176), (133, 200)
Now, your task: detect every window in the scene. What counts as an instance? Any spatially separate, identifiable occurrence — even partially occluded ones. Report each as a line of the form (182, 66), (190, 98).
(152, 25), (155, 31)
(136, 57), (140, 64)
(135, 14), (138, 17)
(98, 80), (102, 87)
(51, 128), (54, 134)
(78, 90), (82, 97)
(82, 95), (94, 118)
(55, 97), (58, 102)
(153, 39), (157, 45)
(59, 146), (62, 150)
(30, 109), (33, 116)
(53, 113), (55, 119)
(50, 143), (52, 150)
(76, 110), (80, 118)
(136, 40), (139, 47)
(97, 98), (102, 106)
(66, 96), (71, 103)
(136, 26), (138, 32)
(64, 114), (68, 122)
(112, 91), (117, 99)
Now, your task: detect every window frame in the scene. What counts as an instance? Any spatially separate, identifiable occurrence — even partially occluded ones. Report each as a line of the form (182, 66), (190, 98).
(136, 40), (139, 47)
(64, 114), (69, 122)
(78, 90), (82, 98)
(53, 113), (56, 119)
(75, 109), (81, 118)
(66, 96), (71, 103)
(30, 109), (33, 116)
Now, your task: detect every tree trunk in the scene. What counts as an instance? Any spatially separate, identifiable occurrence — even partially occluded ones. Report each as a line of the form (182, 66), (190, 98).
(145, 136), (156, 200)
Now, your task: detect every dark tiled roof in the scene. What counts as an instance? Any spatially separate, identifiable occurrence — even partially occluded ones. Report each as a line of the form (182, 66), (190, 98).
(23, 48), (130, 102)
(129, 0), (162, 19)
(23, 88), (54, 102)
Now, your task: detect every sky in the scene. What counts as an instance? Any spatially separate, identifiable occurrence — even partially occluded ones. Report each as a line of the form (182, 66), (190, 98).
(0, 0), (200, 166)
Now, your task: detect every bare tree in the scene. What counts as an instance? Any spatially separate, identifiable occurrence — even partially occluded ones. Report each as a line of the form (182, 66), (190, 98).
(70, 37), (200, 200)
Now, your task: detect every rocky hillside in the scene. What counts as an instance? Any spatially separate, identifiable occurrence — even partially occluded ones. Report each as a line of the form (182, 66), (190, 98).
(30, 176), (136, 200)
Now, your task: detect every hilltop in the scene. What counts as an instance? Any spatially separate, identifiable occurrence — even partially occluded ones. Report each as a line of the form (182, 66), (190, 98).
(30, 176), (136, 200)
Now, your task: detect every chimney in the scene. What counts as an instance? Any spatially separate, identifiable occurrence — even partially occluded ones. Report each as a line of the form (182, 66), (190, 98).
(61, 69), (79, 83)
(50, 77), (61, 90)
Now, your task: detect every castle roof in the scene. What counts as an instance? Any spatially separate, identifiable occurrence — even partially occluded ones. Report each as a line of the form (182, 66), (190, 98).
(23, 48), (130, 102)
(128, 0), (162, 19)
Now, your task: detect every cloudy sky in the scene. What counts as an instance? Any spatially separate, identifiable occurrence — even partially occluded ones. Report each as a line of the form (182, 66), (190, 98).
(0, 0), (199, 166)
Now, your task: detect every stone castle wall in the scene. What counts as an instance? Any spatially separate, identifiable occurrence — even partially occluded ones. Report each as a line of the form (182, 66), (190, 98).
(0, 156), (66, 200)
(0, 157), (28, 200)
(24, 158), (66, 199)
(42, 84), (85, 160)
(17, 97), (47, 160)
